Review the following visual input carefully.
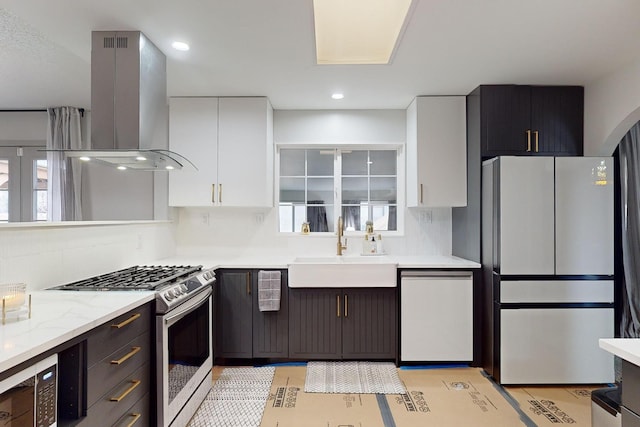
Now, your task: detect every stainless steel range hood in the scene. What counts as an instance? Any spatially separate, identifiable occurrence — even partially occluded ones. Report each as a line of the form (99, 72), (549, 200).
(61, 31), (193, 171)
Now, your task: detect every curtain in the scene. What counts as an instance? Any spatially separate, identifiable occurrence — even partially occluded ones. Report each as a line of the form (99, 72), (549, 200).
(307, 201), (328, 232)
(46, 107), (83, 221)
(619, 121), (640, 337)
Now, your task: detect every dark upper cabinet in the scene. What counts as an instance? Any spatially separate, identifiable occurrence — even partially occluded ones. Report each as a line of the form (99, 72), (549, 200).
(215, 269), (289, 360)
(479, 85), (583, 158)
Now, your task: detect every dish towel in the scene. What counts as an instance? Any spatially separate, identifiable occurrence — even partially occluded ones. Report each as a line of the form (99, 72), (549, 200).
(258, 270), (281, 312)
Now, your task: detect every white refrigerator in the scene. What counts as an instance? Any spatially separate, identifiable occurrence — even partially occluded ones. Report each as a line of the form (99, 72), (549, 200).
(482, 156), (615, 384)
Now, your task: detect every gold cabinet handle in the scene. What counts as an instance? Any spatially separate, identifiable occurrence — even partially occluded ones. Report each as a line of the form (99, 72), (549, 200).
(526, 130), (532, 152)
(246, 271), (251, 295)
(110, 380), (141, 402)
(111, 347), (141, 365)
(212, 184), (216, 203)
(111, 313), (141, 329)
(534, 130), (539, 152)
(336, 295), (340, 318)
(125, 413), (141, 427)
(219, 183), (223, 204)
(344, 294), (348, 318)
(419, 183), (423, 204)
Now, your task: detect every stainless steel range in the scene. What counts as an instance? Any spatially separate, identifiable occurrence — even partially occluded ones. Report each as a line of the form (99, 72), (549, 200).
(52, 265), (215, 427)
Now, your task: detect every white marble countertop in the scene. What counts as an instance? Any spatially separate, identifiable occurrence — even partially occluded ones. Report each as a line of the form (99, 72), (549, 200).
(156, 254), (480, 270)
(600, 338), (640, 367)
(0, 290), (155, 373)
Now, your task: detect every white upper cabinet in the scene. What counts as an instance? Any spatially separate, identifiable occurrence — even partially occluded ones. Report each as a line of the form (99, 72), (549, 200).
(406, 96), (466, 207)
(168, 97), (219, 207)
(218, 97), (273, 207)
(169, 97), (273, 207)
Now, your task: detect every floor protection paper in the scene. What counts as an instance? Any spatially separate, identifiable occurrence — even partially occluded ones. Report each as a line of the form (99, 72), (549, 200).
(504, 385), (604, 426)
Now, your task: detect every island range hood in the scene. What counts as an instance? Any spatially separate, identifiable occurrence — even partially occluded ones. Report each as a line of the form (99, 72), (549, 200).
(61, 31), (193, 171)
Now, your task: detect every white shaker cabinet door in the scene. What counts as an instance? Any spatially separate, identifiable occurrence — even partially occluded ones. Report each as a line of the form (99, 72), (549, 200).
(406, 96), (466, 207)
(168, 97), (219, 206)
(499, 156), (555, 274)
(217, 97), (273, 207)
(555, 157), (614, 275)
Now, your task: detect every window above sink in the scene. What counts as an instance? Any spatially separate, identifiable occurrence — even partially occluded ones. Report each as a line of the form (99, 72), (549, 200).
(277, 147), (402, 234)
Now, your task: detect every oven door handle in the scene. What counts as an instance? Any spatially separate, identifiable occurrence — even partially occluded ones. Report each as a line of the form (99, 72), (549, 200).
(164, 287), (212, 325)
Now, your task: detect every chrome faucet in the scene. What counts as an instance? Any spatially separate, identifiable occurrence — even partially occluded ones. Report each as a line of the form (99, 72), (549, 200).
(337, 216), (347, 255)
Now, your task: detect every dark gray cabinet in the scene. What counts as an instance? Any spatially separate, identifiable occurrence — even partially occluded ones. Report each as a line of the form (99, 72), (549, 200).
(478, 85), (583, 158)
(77, 303), (152, 427)
(289, 287), (397, 360)
(215, 269), (288, 359)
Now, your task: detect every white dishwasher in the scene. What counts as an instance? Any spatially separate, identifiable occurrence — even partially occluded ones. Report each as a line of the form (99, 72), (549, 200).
(400, 271), (473, 362)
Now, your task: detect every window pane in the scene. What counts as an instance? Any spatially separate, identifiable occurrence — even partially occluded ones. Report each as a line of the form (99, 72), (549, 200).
(0, 159), (8, 222)
(372, 205), (397, 231)
(280, 177), (305, 202)
(342, 204), (366, 231)
(35, 190), (47, 221)
(370, 177), (397, 202)
(35, 159), (48, 190)
(370, 151), (396, 175)
(342, 177), (368, 203)
(342, 150), (368, 175)
(307, 150), (333, 176)
(0, 190), (7, 222)
(307, 203), (333, 232)
(280, 149), (305, 176)
(307, 177), (333, 204)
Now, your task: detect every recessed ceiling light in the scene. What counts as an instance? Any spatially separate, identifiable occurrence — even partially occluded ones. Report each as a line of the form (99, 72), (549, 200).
(135, 156), (147, 161)
(313, 0), (414, 64)
(165, 165), (175, 170)
(117, 166), (127, 170)
(332, 93), (344, 100)
(79, 156), (91, 162)
(171, 41), (190, 51)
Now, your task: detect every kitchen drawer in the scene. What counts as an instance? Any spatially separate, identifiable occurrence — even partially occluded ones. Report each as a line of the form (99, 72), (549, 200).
(80, 362), (150, 427)
(622, 360), (640, 416)
(87, 303), (151, 367)
(87, 332), (150, 406)
(112, 393), (149, 427)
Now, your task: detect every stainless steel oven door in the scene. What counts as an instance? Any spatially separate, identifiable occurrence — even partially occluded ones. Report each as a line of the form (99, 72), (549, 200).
(156, 286), (212, 427)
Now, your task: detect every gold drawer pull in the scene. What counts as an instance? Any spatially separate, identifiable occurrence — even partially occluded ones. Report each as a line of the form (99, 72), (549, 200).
(212, 184), (216, 203)
(111, 347), (141, 365)
(111, 313), (141, 329)
(110, 380), (141, 402)
(219, 183), (223, 203)
(126, 413), (141, 427)
(336, 295), (340, 318)
(526, 130), (532, 152)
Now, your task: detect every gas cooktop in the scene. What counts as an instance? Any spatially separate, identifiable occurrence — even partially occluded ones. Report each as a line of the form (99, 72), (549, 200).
(50, 265), (216, 314)
(51, 265), (202, 291)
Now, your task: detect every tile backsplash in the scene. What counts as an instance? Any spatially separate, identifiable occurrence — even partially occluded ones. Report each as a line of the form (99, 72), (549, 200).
(0, 222), (176, 291)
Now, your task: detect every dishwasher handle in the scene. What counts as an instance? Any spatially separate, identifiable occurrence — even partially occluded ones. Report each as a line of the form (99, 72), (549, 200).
(400, 271), (472, 278)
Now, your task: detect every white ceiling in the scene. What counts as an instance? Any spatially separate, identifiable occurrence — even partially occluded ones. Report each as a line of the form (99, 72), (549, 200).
(1, 0), (640, 110)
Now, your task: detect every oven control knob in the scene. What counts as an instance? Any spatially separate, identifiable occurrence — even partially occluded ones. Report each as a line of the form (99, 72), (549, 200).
(180, 284), (188, 293)
(164, 291), (173, 301)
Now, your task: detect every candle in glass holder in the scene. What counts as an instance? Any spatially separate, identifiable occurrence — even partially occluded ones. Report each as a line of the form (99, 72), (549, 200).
(1, 283), (26, 311)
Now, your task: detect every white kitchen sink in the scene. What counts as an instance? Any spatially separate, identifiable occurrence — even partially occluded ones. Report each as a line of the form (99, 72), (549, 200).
(288, 255), (397, 288)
